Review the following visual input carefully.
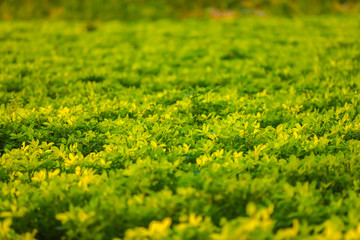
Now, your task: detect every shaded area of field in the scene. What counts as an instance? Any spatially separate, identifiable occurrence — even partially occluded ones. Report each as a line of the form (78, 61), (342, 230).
(1, 17), (360, 239)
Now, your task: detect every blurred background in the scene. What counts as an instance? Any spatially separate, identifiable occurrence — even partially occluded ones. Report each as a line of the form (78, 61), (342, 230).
(0, 0), (359, 21)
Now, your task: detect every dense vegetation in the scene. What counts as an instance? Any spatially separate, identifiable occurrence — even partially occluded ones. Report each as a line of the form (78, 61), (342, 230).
(1, 16), (360, 239)
(0, 0), (359, 20)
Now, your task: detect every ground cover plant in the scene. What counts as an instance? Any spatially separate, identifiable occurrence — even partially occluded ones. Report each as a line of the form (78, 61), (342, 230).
(1, 0), (360, 20)
(0, 16), (360, 239)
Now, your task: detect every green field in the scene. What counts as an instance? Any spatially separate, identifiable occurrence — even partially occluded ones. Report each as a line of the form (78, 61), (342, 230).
(1, 0), (359, 20)
(1, 16), (360, 239)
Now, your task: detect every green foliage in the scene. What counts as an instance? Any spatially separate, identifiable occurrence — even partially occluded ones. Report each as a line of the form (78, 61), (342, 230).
(0, 0), (359, 20)
(1, 17), (360, 239)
